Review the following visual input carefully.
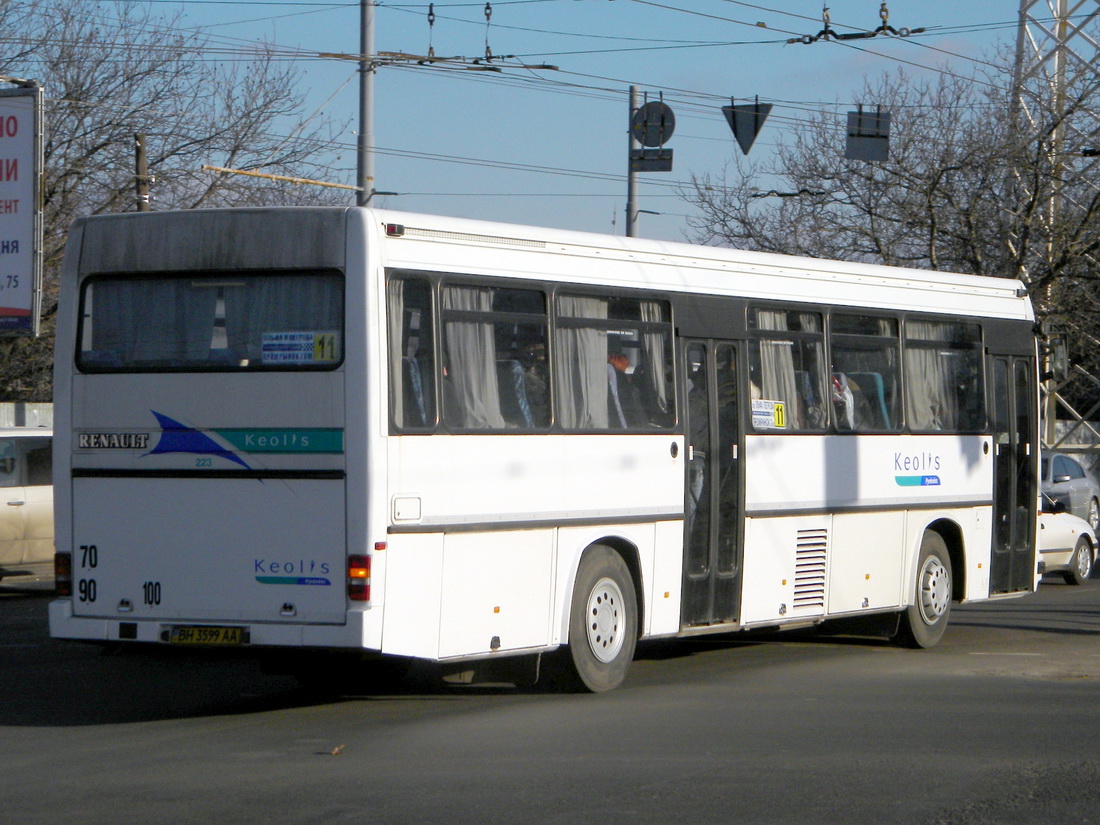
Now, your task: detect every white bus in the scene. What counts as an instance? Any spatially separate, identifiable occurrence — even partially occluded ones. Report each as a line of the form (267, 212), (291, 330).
(49, 207), (1039, 692)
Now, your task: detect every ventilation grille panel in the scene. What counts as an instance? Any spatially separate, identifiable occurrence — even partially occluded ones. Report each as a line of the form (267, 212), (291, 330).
(794, 528), (828, 610)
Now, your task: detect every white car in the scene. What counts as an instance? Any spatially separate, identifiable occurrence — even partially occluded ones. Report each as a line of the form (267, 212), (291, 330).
(1041, 450), (1100, 533)
(1038, 495), (1096, 585)
(0, 428), (53, 585)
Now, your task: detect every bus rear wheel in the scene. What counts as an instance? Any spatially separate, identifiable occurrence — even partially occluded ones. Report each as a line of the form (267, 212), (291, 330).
(895, 531), (952, 649)
(563, 545), (638, 693)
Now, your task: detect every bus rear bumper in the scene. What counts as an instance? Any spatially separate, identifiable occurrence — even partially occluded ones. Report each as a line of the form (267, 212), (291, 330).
(48, 599), (375, 650)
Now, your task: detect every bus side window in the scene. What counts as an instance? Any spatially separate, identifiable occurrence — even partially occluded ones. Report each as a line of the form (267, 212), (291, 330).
(903, 320), (984, 432)
(748, 308), (827, 432)
(829, 314), (901, 432)
(388, 277), (437, 430)
(556, 294), (673, 431)
(441, 283), (549, 432)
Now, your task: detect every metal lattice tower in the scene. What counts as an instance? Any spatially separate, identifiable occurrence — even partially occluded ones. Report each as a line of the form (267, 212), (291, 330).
(1012, 1), (1100, 224)
(1015, 3), (1100, 449)
(1013, 2), (1100, 135)
(1010, 1), (1100, 302)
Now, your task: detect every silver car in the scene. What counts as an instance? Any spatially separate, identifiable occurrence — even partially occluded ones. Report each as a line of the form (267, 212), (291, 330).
(1040, 450), (1100, 533)
(0, 428), (53, 585)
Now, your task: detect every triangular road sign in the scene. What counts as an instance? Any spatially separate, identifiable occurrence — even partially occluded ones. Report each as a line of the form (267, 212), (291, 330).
(722, 100), (773, 155)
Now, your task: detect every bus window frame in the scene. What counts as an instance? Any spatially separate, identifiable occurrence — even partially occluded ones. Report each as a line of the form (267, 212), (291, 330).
(438, 279), (552, 434)
(900, 314), (987, 434)
(745, 305), (991, 437)
(554, 288), (677, 434)
(747, 303), (829, 434)
(386, 270), (678, 436)
(828, 311), (902, 434)
(74, 268), (347, 374)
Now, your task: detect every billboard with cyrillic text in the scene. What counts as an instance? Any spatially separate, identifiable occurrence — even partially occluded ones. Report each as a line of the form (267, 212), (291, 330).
(0, 84), (42, 336)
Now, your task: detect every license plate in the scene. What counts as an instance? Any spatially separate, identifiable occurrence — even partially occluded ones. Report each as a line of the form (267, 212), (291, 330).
(168, 625), (246, 646)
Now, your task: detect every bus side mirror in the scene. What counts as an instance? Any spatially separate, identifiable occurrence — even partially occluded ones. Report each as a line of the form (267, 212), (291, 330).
(1045, 332), (1068, 381)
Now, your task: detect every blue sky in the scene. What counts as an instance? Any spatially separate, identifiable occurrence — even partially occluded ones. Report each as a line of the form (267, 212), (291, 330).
(153, 1), (1024, 241)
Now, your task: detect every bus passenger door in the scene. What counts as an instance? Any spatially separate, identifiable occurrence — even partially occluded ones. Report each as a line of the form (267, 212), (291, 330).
(989, 355), (1037, 593)
(682, 341), (743, 627)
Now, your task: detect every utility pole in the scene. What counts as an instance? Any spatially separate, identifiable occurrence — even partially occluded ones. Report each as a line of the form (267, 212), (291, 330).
(626, 86), (639, 237)
(134, 133), (150, 212)
(357, 0), (376, 205)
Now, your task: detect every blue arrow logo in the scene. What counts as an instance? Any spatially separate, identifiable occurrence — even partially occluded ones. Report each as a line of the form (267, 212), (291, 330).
(145, 410), (251, 469)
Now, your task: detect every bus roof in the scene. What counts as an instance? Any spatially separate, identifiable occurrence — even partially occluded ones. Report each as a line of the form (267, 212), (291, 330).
(70, 206), (1034, 322)
(369, 208), (1033, 322)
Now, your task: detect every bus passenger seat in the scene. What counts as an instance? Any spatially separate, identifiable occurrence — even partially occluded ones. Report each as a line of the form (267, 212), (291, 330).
(402, 356), (428, 426)
(847, 371), (890, 429)
(496, 359), (533, 428)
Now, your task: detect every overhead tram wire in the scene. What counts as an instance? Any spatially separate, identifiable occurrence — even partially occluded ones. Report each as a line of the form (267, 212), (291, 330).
(117, 0), (563, 6)
(22, 4), (1015, 201)
(59, 1), (1027, 101)
(366, 142), (686, 191)
(374, 3), (1024, 112)
(712, 0), (830, 27)
(380, 42), (1011, 120)
(35, 44), (1004, 163)
(25, 25), (1012, 141)
(615, 0), (1032, 85)
(34, 0), (1047, 79)
(106, 0), (1039, 48)
(394, 0), (1029, 53)
(386, 1), (739, 48)
(60, 0), (1043, 186)
(30, 19), (1006, 127)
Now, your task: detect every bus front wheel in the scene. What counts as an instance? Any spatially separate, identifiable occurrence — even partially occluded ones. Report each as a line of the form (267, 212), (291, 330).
(895, 531), (952, 649)
(563, 545), (638, 693)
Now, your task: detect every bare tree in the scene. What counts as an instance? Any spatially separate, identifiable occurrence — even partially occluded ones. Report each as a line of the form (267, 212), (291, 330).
(684, 52), (1100, 407)
(0, 0), (352, 400)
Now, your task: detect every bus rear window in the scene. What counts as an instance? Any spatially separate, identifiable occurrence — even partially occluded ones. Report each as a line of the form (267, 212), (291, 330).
(77, 272), (344, 372)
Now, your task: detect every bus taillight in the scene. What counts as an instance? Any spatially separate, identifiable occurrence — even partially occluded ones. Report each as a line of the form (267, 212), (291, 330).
(348, 554), (371, 602)
(55, 552), (73, 597)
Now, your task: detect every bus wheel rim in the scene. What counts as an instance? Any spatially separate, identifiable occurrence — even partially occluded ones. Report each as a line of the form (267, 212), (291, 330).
(918, 556), (950, 625)
(586, 576), (625, 663)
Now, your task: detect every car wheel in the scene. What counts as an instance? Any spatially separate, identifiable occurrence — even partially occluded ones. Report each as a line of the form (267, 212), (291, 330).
(1063, 537), (1093, 586)
(895, 531), (952, 649)
(1088, 499), (1099, 534)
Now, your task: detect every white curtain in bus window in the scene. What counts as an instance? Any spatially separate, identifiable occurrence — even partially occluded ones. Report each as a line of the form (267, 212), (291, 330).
(441, 285), (507, 430)
(555, 294), (610, 429)
(86, 279), (217, 366)
(81, 274), (342, 370)
(224, 275), (342, 365)
(435, 282), (550, 431)
(555, 294), (674, 431)
(640, 301), (672, 421)
(749, 309), (827, 431)
(904, 321), (984, 432)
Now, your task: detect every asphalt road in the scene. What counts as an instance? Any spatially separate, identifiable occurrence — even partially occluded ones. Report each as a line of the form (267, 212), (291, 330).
(2, 575), (1099, 825)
